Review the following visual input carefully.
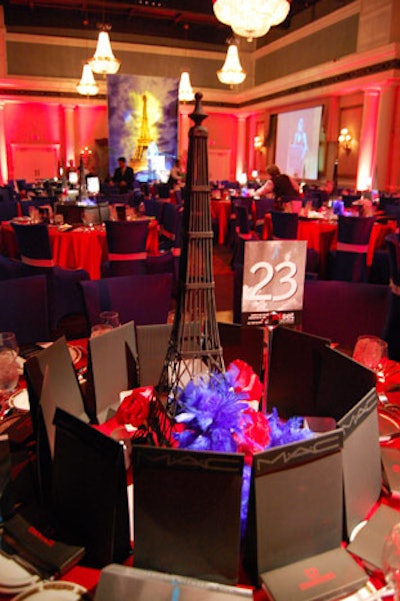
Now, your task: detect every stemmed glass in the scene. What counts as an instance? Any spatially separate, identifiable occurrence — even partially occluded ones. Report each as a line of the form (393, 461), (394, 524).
(382, 522), (400, 600)
(0, 332), (20, 409)
(352, 335), (388, 382)
(99, 311), (121, 328)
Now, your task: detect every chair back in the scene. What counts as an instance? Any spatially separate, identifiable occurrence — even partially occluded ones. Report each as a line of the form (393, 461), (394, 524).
(386, 233), (400, 287)
(0, 202), (18, 222)
(11, 222), (54, 267)
(81, 273), (173, 328)
(159, 203), (183, 254)
(337, 215), (375, 247)
(105, 219), (149, 276)
(302, 279), (390, 349)
(330, 215), (375, 282)
(143, 197), (165, 223)
(271, 211), (299, 239)
(383, 233), (400, 361)
(0, 275), (50, 344)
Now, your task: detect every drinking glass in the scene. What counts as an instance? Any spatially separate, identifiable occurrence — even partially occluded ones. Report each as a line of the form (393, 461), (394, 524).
(99, 311), (120, 328)
(382, 522), (400, 600)
(352, 335), (388, 376)
(82, 210), (94, 230)
(0, 332), (19, 402)
(90, 324), (113, 338)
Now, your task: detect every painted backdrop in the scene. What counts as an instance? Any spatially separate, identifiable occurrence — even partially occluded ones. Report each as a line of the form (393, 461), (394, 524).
(107, 74), (178, 183)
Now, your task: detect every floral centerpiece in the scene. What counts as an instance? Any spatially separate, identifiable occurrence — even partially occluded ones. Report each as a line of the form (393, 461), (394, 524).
(111, 359), (314, 535)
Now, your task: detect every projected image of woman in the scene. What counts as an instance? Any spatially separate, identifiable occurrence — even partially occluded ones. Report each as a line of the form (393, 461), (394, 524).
(288, 117), (308, 178)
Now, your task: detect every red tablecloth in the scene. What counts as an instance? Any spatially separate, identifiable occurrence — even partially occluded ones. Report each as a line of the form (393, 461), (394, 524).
(262, 214), (395, 272)
(1, 220), (160, 280)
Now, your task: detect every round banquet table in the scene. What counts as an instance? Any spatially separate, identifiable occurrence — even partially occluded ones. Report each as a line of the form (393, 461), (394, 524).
(1, 219), (160, 280)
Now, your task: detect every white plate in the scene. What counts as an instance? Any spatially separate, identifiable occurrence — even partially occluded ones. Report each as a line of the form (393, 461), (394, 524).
(12, 580), (88, 600)
(68, 346), (82, 366)
(0, 553), (38, 589)
(339, 582), (377, 600)
(9, 388), (30, 411)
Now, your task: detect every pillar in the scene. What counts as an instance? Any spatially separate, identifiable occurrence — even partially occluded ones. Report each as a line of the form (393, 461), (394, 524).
(375, 80), (399, 192)
(62, 104), (77, 166)
(356, 88), (380, 191)
(0, 103), (7, 184)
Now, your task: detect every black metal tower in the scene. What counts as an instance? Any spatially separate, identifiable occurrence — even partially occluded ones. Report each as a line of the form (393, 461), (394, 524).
(159, 92), (224, 412)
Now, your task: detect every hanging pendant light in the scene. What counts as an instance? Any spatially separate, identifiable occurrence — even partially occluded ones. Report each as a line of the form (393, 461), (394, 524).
(213, 0), (291, 41)
(178, 71), (195, 102)
(217, 41), (246, 86)
(89, 25), (120, 75)
(77, 63), (99, 96)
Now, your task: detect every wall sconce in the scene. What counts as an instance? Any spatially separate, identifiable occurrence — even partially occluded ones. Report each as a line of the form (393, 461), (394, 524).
(338, 128), (352, 154)
(254, 135), (263, 150)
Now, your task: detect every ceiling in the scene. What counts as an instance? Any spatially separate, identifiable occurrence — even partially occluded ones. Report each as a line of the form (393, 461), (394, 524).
(2, 0), (336, 49)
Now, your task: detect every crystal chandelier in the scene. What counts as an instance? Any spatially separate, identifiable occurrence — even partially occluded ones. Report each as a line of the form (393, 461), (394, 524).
(77, 63), (99, 96)
(178, 71), (195, 102)
(89, 25), (120, 75)
(213, 0), (291, 41)
(217, 42), (246, 86)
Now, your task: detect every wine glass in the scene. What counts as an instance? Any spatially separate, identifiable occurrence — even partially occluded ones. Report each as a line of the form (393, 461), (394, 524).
(90, 324), (113, 338)
(382, 522), (400, 600)
(352, 335), (388, 380)
(0, 332), (19, 407)
(99, 311), (121, 328)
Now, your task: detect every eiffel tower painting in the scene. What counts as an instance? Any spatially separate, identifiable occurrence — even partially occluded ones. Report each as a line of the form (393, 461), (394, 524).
(131, 94), (153, 172)
(159, 92), (224, 413)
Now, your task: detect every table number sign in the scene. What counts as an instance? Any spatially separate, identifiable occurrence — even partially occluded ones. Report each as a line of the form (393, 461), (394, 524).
(241, 240), (307, 326)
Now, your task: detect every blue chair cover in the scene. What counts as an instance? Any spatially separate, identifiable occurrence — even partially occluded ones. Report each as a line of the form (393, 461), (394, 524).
(271, 211), (299, 239)
(383, 233), (400, 360)
(103, 219), (149, 277)
(0, 274), (50, 344)
(302, 279), (390, 349)
(330, 215), (375, 282)
(11, 222), (89, 328)
(81, 273), (173, 329)
(0, 202), (18, 222)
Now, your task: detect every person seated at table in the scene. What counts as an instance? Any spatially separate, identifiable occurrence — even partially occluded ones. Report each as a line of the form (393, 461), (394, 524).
(167, 159), (183, 190)
(254, 164), (299, 203)
(112, 157), (135, 193)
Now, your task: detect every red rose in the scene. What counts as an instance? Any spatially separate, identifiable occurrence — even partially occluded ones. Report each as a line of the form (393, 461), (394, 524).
(236, 408), (270, 457)
(115, 386), (153, 427)
(228, 359), (263, 403)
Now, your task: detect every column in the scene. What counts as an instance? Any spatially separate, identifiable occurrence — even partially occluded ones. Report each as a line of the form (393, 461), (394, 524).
(356, 88), (380, 191)
(0, 7), (7, 79)
(236, 115), (247, 181)
(62, 104), (76, 165)
(178, 104), (191, 168)
(375, 80), (399, 191)
(0, 102), (7, 184)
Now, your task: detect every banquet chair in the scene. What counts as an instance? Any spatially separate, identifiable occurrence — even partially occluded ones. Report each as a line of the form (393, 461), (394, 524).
(81, 273), (173, 329)
(0, 201), (18, 222)
(0, 274), (50, 344)
(159, 202), (183, 252)
(271, 210), (299, 239)
(328, 215), (375, 282)
(302, 279), (390, 350)
(383, 233), (400, 361)
(271, 210), (319, 275)
(231, 205), (259, 266)
(11, 222), (90, 329)
(143, 197), (165, 222)
(102, 219), (149, 277)
(254, 197), (274, 237)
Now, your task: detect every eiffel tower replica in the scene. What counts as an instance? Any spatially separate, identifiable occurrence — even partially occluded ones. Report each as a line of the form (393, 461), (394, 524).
(131, 94), (152, 172)
(159, 92), (224, 414)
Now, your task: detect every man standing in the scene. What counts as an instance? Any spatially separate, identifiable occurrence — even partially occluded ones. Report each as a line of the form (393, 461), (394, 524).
(112, 156), (135, 192)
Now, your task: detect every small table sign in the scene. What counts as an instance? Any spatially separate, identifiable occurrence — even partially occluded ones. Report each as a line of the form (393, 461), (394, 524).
(241, 240), (307, 327)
